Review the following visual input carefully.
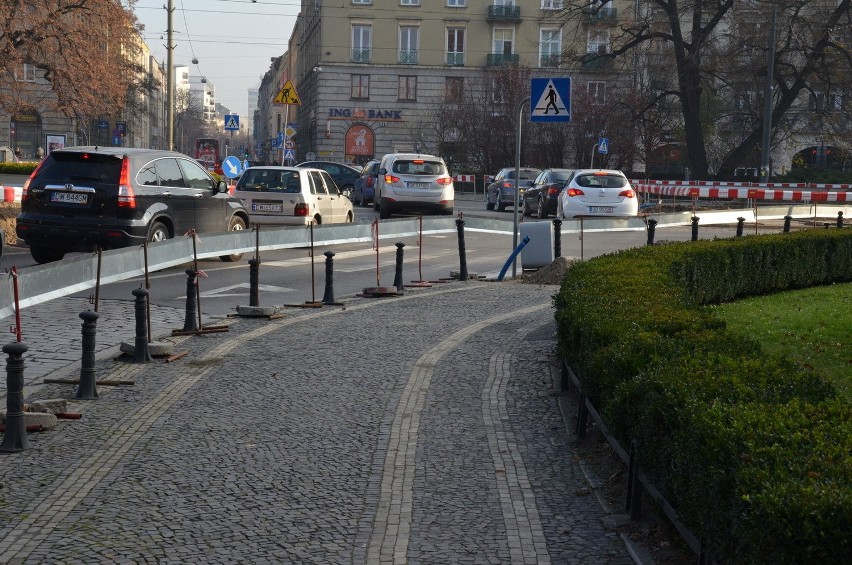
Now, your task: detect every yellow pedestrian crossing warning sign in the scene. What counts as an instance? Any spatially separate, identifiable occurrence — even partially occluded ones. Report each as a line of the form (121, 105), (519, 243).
(274, 80), (301, 105)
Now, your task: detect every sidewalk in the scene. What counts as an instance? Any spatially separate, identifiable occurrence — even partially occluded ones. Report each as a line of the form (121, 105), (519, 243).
(0, 281), (650, 563)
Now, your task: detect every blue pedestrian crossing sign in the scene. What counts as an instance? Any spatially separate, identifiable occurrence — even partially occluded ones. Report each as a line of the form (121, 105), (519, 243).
(598, 137), (609, 154)
(224, 114), (240, 131)
(530, 78), (571, 123)
(284, 149), (295, 160)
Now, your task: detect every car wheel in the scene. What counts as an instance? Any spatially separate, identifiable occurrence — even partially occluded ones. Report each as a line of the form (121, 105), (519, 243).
(379, 198), (391, 219)
(373, 193), (380, 211)
(29, 245), (65, 264)
(147, 221), (169, 244)
(220, 216), (246, 262)
(486, 192), (495, 210)
(359, 192), (368, 207)
(496, 201), (506, 212)
(537, 197), (548, 219)
(346, 211), (354, 223)
(522, 197), (532, 217)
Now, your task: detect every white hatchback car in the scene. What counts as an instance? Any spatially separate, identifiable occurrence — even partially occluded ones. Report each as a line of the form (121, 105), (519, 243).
(374, 153), (454, 219)
(557, 169), (638, 219)
(232, 166), (354, 226)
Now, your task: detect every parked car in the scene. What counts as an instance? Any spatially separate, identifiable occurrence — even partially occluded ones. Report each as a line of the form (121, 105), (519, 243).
(352, 159), (381, 207)
(15, 147), (249, 264)
(232, 166), (353, 226)
(374, 153), (454, 219)
(295, 160), (361, 199)
(557, 169), (638, 219)
(522, 168), (575, 219)
(485, 167), (542, 212)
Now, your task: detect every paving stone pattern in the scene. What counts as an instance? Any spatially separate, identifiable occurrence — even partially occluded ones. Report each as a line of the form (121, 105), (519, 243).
(0, 282), (636, 563)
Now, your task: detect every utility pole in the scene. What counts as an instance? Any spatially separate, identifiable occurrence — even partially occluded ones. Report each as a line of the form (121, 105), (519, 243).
(166, 0), (175, 150)
(760, 7), (777, 183)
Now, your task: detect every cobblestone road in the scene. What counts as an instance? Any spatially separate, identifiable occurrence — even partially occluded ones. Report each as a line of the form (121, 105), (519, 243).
(0, 282), (637, 563)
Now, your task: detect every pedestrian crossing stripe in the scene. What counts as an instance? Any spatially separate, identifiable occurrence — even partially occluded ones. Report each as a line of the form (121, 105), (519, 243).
(532, 79), (567, 116)
(273, 80), (301, 105)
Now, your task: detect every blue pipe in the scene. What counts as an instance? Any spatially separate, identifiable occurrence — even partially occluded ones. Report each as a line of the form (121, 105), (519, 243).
(497, 235), (531, 281)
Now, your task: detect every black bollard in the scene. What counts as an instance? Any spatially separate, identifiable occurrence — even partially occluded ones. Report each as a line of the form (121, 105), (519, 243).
(0, 342), (30, 453)
(552, 218), (562, 258)
(182, 269), (198, 332)
(837, 211), (844, 229)
(248, 258), (260, 307)
(691, 216), (700, 241)
(132, 288), (152, 363)
(392, 242), (405, 294)
(321, 251), (336, 305)
(824, 222), (831, 229)
(75, 310), (99, 399)
(736, 217), (745, 237)
(783, 215), (792, 233)
(456, 217), (469, 281)
(646, 219), (658, 246)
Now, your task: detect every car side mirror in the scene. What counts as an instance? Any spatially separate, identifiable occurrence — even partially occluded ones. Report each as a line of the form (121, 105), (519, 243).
(379, 168), (387, 175)
(217, 180), (228, 193)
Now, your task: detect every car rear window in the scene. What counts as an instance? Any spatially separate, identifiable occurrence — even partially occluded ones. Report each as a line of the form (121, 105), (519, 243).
(237, 169), (301, 193)
(34, 152), (122, 185)
(575, 173), (627, 188)
(392, 160), (445, 175)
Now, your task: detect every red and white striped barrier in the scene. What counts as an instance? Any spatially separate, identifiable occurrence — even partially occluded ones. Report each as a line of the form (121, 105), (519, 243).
(631, 179), (852, 190)
(633, 183), (850, 203)
(2, 186), (23, 203)
(452, 174), (476, 183)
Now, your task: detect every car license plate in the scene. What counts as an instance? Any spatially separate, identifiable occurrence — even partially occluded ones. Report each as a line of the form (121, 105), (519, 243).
(589, 206), (613, 213)
(252, 202), (284, 213)
(50, 192), (89, 204)
(406, 182), (430, 188)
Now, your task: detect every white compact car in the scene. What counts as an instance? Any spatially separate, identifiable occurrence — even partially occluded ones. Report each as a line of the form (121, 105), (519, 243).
(374, 153), (454, 219)
(557, 169), (638, 219)
(232, 166), (354, 226)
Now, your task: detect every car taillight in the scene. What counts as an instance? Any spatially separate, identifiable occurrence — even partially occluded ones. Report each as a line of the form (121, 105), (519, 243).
(21, 159), (47, 202)
(294, 203), (309, 216)
(117, 157), (136, 208)
(619, 189), (636, 198)
(547, 185), (560, 196)
(567, 188), (585, 197)
(502, 181), (513, 188)
(385, 174), (400, 184)
(436, 177), (453, 185)
(367, 177), (374, 187)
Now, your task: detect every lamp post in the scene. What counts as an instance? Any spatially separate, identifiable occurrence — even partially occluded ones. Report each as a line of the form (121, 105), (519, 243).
(759, 7), (777, 183)
(166, 0), (175, 150)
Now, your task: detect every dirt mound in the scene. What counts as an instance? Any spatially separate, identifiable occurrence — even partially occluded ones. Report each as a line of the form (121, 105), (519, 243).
(519, 256), (575, 285)
(0, 203), (18, 245)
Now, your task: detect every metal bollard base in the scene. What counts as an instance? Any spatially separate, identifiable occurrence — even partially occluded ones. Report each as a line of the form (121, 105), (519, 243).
(360, 286), (401, 297)
(235, 305), (280, 318)
(119, 340), (175, 358)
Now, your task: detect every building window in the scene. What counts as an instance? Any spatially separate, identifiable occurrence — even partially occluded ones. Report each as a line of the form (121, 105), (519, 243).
(447, 28), (465, 66)
(445, 77), (464, 101)
(352, 74), (370, 99)
(808, 91), (825, 112)
(14, 64), (36, 82)
(493, 28), (514, 55)
(398, 76), (417, 101)
(736, 90), (754, 111)
(447, 0), (466, 5)
(828, 91), (844, 112)
(492, 78), (507, 104)
(540, 28), (561, 67)
(352, 0), (371, 3)
(541, 0), (563, 8)
(588, 81), (606, 104)
(400, 0), (420, 4)
(352, 25), (372, 63)
(587, 28), (610, 55)
(399, 26), (419, 64)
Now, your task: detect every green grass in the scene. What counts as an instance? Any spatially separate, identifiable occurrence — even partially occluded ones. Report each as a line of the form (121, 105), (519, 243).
(710, 283), (851, 400)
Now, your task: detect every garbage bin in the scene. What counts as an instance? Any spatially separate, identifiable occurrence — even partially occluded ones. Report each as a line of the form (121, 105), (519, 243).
(519, 221), (554, 270)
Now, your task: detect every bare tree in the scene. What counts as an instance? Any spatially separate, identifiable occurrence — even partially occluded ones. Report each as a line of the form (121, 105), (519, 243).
(0, 0), (146, 119)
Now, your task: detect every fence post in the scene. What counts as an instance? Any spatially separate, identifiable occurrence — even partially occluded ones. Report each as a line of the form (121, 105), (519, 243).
(182, 269), (198, 332)
(0, 342), (29, 452)
(248, 258), (260, 307)
(392, 243), (405, 294)
(646, 218), (658, 246)
(691, 216), (700, 241)
(456, 216), (468, 281)
(132, 288), (152, 363)
(736, 217), (745, 237)
(552, 218), (562, 258)
(321, 251), (337, 305)
(783, 215), (792, 233)
(75, 310), (100, 399)
(837, 211), (844, 229)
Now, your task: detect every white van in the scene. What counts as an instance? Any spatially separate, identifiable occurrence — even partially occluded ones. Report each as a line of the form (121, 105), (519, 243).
(374, 153), (454, 219)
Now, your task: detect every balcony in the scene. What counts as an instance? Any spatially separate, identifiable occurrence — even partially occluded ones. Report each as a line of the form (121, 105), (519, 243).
(539, 54), (561, 68)
(588, 7), (617, 22)
(487, 53), (519, 67)
(399, 50), (418, 64)
(581, 53), (614, 70)
(487, 5), (521, 22)
(351, 49), (371, 63)
(446, 52), (465, 66)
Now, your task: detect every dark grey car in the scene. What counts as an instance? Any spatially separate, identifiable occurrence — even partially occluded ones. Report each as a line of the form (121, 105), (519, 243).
(485, 167), (542, 212)
(16, 147), (249, 264)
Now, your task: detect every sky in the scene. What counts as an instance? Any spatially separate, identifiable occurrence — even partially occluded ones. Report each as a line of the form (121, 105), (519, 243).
(132, 0), (299, 118)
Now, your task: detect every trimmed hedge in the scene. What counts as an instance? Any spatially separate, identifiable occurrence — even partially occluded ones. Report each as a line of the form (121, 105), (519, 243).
(0, 162), (38, 175)
(554, 229), (852, 563)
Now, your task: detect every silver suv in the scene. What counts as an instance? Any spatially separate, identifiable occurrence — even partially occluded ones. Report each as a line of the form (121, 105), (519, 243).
(374, 153), (454, 219)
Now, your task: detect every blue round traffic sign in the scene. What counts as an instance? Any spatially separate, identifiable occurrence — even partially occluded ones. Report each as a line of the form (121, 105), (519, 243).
(221, 156), (243, 179)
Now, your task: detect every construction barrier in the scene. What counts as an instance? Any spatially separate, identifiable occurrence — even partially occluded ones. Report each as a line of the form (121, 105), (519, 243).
(3, 186), (23, 203)
(632, 182), (850, 203)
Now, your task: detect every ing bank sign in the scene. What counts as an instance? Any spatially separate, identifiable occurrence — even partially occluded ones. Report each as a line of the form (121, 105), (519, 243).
(328, 108), (404, 121)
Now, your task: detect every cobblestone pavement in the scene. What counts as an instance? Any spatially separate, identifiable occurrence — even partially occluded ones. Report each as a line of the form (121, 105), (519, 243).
(0, 282), (640, 563)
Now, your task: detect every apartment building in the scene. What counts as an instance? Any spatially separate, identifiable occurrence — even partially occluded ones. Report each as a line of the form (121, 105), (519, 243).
(286, 0), (630, 165)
